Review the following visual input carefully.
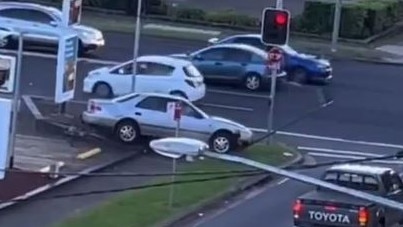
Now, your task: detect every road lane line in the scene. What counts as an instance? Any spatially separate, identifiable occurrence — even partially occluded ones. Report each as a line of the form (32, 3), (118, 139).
(199, 103), (253, 111)
(249, 127), (403, 149)
(0, 49), (120, 65)
(207, 88), (270, 99)
(297, 146), (382, 157)
(27, 95), (87, 104)
(276, 178), (289, 185)
(308, 152), (403, 164)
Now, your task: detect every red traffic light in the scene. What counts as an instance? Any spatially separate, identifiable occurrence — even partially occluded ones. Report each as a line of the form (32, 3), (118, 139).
(275, 12), (287, 25)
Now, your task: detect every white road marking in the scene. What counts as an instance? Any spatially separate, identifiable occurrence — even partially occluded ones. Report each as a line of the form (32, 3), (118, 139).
(297, 146), (382, 157)
(308, 152), (403, 165)
(27, 94), (87, 104)
(276, 178), (289, 185)
(199, 103), (253, 111)
(249, 127), (403, 149)
(207, 88), (270, 99)
(0, 49), (119, 65)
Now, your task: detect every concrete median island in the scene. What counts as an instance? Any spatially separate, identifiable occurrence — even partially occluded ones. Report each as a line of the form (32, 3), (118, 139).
(55, 144), (301, 227)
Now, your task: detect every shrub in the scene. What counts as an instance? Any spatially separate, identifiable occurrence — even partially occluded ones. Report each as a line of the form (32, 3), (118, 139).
(294, 0), (401, 39)
(205, 10), (258, 27)
(173, 8), (206, 21)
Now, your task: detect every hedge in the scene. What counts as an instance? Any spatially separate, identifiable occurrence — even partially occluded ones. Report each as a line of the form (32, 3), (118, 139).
(296, 0), (403, 39)
(20, 0), (403, 40)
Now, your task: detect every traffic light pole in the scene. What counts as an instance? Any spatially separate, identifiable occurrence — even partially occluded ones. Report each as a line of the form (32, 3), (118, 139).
(275, 0), (283, 9)
(266, 68), (278, 145)
(331, 0), (342, 52)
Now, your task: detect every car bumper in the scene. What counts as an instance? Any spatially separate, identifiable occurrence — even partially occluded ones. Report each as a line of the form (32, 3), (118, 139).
(83, 78), (95, 93)
(82, 38), (105, 51)
(81, 111), (116, 127)
(309, 69), (333, 83)
(237, 130), (253, 146)
(186, 84), (206, 102)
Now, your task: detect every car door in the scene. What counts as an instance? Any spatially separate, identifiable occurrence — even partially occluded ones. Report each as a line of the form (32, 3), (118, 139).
(108, 62), (133, 95)
(169, 101), (211, 141)
(382, 172), (403, 224)
(190, 47), (227, 80)
(221, 48), (253, 82)
(133, 96), (172, 137)
(134, 61), (175, 93)
(0, 8), (57, 44)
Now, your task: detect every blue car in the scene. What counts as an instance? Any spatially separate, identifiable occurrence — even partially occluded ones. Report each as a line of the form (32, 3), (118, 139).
(208, 34), (333, 84)
(171, 43), (287, 91)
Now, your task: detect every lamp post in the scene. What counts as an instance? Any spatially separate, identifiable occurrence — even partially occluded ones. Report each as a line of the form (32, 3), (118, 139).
(131, 0), (143, 93)
(149, 138), (403, 212)
(149, 137), (208, 208)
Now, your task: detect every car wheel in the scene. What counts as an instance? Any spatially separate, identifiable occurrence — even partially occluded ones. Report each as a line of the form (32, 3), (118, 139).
(289, 67), (307, 84)
(115, 120), (141, 144)
(93, 82), (112, 98)
(209, 131), (236, 153)
(244, 73), (261, 91)
(77, 40), (86, 56)
(170, 91), (188, 99)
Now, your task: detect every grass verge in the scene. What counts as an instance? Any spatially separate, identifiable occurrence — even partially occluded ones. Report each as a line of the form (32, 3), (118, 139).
(81, 12), (399, 61)
(55, 144), (296, 227)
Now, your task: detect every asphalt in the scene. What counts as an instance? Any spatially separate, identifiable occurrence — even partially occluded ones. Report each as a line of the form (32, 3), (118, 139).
(0, 153), (173, 227)
(13, 32), (403, 144)
(4, 32), (403, 226)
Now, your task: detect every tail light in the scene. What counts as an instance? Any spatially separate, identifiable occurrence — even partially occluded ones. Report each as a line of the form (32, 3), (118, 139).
(358, 207), (368, 226)
(88, 101), (101, 113)
(185, 79), (196, 88)
(293, 200), (303, 219)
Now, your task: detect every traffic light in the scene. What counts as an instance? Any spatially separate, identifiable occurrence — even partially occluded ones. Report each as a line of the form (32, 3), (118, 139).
(261, 8), (290, 46)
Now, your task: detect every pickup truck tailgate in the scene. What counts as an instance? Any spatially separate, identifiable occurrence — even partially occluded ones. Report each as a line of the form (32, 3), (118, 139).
(294, 191), (372, 227)
(296, 203), (360, 226)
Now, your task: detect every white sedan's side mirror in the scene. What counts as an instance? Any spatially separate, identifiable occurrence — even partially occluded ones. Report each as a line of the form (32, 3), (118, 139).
(207, 37), (219, 45)
(49, 21), (58, 26)
(118, 68), (125, 74)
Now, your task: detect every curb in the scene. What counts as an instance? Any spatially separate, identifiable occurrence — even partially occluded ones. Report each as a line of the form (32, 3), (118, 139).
(0, 151), (141, 210)
(162, 150), (305, 227)
(351, 57), (403, 66)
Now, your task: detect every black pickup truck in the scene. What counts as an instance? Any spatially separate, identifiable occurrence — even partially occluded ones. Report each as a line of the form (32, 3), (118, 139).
(293, 164), (403, 227)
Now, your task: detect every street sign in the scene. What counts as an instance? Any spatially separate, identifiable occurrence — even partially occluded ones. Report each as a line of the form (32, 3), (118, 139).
(55, 32), (78, 103)
(174, 102), (182, 121)
(267, 48), (283, 70)
(0, 98), (12, 180)
(0, 55), (16, 94)
(62, 0), (83, 26)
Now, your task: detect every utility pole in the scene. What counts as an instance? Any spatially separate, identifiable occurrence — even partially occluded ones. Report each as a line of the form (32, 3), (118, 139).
(276, 0), (283, 9)
(331, 0), (342, 52)
(131, 0), (142, 93)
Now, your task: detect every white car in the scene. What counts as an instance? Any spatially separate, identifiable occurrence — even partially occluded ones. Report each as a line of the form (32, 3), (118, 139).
(0, 2), (105, 54)
(83, 55), (206, 102)
(81, 93), (253, 153)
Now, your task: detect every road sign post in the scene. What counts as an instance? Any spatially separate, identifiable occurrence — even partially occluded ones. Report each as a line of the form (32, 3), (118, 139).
(266, 47), (283, 145)
(173, 101), (182, 137)
(131, 0), (143, 93)
(0, 98), (12, 179)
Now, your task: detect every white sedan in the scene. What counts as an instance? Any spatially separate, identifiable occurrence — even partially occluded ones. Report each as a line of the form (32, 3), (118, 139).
(81, 93), (253, 153)
(83, 55), (206, 102)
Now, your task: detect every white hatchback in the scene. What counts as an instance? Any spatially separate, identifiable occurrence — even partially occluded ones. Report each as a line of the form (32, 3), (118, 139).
(83, 55), (206, 102)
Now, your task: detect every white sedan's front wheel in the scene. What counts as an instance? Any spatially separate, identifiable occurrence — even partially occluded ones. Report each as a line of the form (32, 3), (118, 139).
(209, 131), (236, 153)
(94, 82), (113, 98)
(115, 120), (141, 144)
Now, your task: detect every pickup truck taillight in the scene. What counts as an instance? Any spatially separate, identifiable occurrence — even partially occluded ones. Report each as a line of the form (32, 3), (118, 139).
(293, 200), (303, 219)
(88, 101), (102, 113)
(358, 207), (369, 226)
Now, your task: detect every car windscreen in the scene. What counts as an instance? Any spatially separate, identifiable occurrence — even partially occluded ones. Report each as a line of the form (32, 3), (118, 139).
(183, 64), (202, 78)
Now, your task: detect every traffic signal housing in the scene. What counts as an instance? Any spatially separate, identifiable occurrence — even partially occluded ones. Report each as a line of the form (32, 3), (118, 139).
(261, 8), (290, 46)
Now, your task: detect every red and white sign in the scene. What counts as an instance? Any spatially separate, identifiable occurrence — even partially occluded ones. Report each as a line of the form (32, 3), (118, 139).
(167, 102), (182, 121)
(267, 48), (283, 70)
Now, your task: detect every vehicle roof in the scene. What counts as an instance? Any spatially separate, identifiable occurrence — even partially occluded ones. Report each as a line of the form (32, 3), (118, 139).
(113, 92), (187, 102)
(122, 55), (191, 67)
(207, 43), (267, 56)
(328, 164), (393, 175)
(0, 2), (61, 16)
